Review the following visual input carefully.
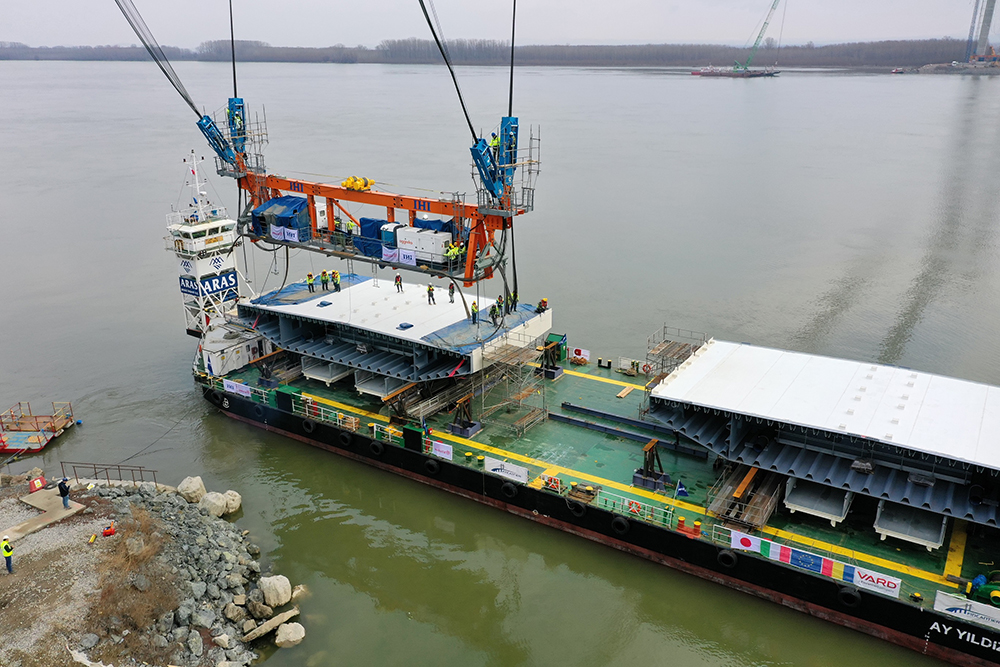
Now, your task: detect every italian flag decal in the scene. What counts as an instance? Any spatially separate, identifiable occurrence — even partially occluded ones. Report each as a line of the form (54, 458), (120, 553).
(730, 530), (900, 598)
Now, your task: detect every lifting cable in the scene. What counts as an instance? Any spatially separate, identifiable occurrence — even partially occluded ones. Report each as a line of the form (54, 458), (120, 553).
(114, 0), (200, 118)
(417, 0), (478, 143)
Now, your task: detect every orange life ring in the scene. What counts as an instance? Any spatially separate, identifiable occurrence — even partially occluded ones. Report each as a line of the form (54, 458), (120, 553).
(628, 500), (642, 515)
(642, 364), (652, 374)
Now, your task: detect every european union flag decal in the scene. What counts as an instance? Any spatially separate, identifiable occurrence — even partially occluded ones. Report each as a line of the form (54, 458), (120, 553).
(790, 549), (823, 573)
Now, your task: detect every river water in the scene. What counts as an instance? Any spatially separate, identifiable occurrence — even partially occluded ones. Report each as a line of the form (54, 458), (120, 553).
(5, 61), (1000, 665)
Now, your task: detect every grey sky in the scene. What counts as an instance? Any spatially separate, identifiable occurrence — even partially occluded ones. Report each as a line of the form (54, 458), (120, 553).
(3, 0), (983, 49)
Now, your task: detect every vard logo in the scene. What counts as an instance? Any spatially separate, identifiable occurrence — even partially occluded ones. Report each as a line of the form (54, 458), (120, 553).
(856, 571), (898, 590)
(852, 566), (901, 596)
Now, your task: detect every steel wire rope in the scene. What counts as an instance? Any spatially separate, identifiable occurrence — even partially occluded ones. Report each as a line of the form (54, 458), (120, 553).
(507, 0), (520, 302)
(417, 0), (478, 143)
(113, 0), (200, 117)
(115, 402), (200, 465)
(775, 0), (789, 65)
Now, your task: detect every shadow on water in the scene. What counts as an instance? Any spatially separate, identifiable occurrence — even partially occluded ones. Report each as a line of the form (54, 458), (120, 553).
(877, 79), (1000, 365)
(792, 266), (885, 353)
(791, 78), (1000, 363)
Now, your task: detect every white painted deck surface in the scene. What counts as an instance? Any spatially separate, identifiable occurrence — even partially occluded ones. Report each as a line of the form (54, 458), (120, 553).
(253, 279), (497, 343)
(651, 339), (1000, 470)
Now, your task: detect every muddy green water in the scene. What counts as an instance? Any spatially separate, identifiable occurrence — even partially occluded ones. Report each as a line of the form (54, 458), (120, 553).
(5, 61), (999, 665)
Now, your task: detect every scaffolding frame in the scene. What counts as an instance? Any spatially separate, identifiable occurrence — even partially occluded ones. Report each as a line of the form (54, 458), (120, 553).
(640, 324), (709, 418)
(476, 330), (548, 436)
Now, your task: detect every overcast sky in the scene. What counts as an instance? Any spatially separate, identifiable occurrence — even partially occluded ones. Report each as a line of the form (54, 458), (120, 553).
(3, 0), (985, 49)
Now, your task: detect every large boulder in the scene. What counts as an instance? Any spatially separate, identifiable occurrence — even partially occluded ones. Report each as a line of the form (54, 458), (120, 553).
(223, 490), (242, 514)
(258, 575), (291, 608)
(198, 491), (228, 517)
(275, 622), (305, 648)
(177, 476), (207, 503)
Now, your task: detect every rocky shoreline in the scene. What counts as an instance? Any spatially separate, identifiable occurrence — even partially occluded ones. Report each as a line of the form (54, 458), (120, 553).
(0, 473), (306, 667)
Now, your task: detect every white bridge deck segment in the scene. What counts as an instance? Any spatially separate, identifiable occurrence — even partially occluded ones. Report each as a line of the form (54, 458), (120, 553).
(651, 339), (1000, 471)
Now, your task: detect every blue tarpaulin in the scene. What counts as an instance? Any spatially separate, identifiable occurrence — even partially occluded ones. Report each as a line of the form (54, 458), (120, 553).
(251, 196), (311, 235)
(354, 217), (385, 258)
(414, 218), (455, 235)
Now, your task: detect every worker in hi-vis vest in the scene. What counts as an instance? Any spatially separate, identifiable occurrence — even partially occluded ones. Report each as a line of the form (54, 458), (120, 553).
(306, 272), (315, 293)
(2, 536), (12, 574)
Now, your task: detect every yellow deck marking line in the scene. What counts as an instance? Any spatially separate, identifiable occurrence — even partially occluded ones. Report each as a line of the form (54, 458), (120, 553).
(944, 520), (967, 579)
(302, 393), (389, 422)
(303, 391), (703, 512)
(525, 363), (646, 390)
(303, 390), (952, 587)
(760, 525), (953, 587)
(562, 368), (646, 390)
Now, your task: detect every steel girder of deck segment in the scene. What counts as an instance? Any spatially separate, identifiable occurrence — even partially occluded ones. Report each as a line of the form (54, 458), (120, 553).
(237, 307), (472, 384)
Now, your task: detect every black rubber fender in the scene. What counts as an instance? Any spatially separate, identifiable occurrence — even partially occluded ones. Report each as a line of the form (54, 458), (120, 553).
(611, 516), (630, 536)
(717, 549), (738, 569)
(501, 482), (518, 499)
(370, 441), (384, 456)
(424, 458), (441, 475)
(837, 586), (861, 608)
(253, 404), (265, 418)
(302, 419), (316, 434)
(338, 431), (352, 447)
(567, 499), (586, 518)
(209, 390), (223, 405)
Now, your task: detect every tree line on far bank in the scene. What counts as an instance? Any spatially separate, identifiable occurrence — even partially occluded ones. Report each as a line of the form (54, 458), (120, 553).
(0, 38), (966, 68)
